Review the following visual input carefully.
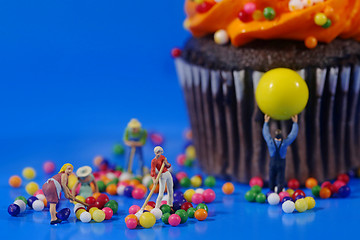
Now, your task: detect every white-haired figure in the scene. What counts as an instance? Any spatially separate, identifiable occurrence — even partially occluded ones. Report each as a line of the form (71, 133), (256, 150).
(150, 146), (173, 208)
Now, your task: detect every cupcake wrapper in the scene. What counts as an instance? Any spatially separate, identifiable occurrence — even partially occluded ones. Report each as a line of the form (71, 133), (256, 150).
(175, 58), (360, 183)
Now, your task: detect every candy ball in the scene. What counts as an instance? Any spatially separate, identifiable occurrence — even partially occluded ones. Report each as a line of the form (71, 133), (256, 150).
(187, 207), (196, 218)
(278, 191), (290, 202)
(89, 207), (99, 218)
(319, 188), (331, 199)
(194, 209), (208, 221)
(332, 180), (346, 193)
(249, 177), (264, 188)
(214, 29), (229, 45)
(27, 196), (38, 208)
(33, 200), (44, 211)
(74, 203), (85, 213)
(43, 161), (55, 174)
(184, 189), (195, 202)
(93, 209), (106, 222)
(161, 212), (171, 224)
(255, 193), (266, 203)
(126, 218), (138, 229)
(222, 182), (235, 195)
(106, 184), (117, 195)
(245, 191), (257, 202)
(282, 200), (295, 214)
(22, 167), (36, 180)
(8, 204), (20, 216)
(160, 204), (171, 214)
(314, 13), (327, 26)
(321, 181), (332, 189)
(286, 188), (295, 198)
(119, 172), (133, 182)
(168, 214), (181, 226)
(176, 172), (187, 181)
(80, 211), (91, 223)
(204, 176), (216, 187)
(175, 209), (188, 224)
(311, 185), (321, 197)
(117, 185), (126, 195)
(244, 2), (256, 14)
(102, 207), (113, 220)
(267, 193), (280, 205)
(150, 208), (163, 220)
(263, 7), (276, 20)
(97, 194), (110, 206)
(76, 209), (86, 220)
(251, 185), (262, 194)
(132, 188), (145, 199)
(305, 177), (318, 189)
(129, 205), (140, 214)
(292, 190), (306, 201)
(139, 212), (156, 228)
(305, 36), (318, 49)
(203, 189), (216, 203)
(305, 197), (316, 210)
(15, 196), (27, 205)
(104, 200), (118, 214)
(125, 214), (138, 224)
(75, 195), (86, 204)
(147, 201), (156, 208)
(337, 174), (350, 184)
(9, 175), (22, 188)
(338, 185), (351, 198)
(13, 200), (26, 213)
(195, 188), (205, 194)
(295, 199), (308, 212)
(256, 68), (309, 120)
(57, 208), (70, 221)
(124, 186), (134, 198)
(25, 182), (39, 195)
(282, 196), (292, 204)
(180, 177), (191, 188)
(196, 203), (209, 212)
(181, 202), (193, 212)
(191, 176), (202, 188)
(191, 193), (204, 204)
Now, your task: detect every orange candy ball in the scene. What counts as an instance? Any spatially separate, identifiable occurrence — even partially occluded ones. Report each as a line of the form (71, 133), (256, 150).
(106, 184), (117, 195)
(125, 214), (138, 224)
(93, 192), (101, 200)
(324, 6), (334, 18)
(305, 36), (318, 49)
(149, 183), (159, 194)
(319, 187), (332, 199)
(128, 179), (141, 187)
(222, 182), (235, 195)
(9, 175), (22, 188)
(194, 209), (208, 221)
(136, 184), (147, 194)
(305, 177), (318, 189)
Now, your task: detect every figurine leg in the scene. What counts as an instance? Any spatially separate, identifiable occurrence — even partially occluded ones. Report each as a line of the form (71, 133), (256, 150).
(269, 165), (277, 192)
(155, 176), (165, 208)
(125, 147), (131, 171)
(49, 203), (58, 221)
(165, 172), (174, 207)
(276, 166), (285, 193)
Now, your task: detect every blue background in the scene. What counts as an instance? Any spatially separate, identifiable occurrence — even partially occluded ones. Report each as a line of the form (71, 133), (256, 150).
(1, 1), (359, 239)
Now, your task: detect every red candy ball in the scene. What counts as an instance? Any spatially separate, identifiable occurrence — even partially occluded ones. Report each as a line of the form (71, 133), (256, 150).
(132, 188), (145, 199)
(332, 180), (346, 193)
(202, 189), (216, 203)
(287, 179), (300, 189)
(176, 172), (187, 181)
(102, 207), (113, 220)
(171, 48), (182, 58)
(181, 202), (193, 212)
(292, 189), (306, 201)
(176, 154), (186, 166)
(238, 10), (252, 22)
(97, 194), (110, 208)
(86, 196), (96, 205)
(321, 181), (332, 192)
(147, 201), (156, 208)
(196, 1), (215, 14)
(337, 174), (350, 184)
(249, 177), (264, 188)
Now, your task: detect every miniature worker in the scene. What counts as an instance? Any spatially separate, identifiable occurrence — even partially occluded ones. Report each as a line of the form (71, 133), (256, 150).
(72, 166), (98, 199)
(42, 163), (75, 225)
(262, 114), (298, 193)
(151, 146), (173, 208)
(123, 118), (147, 175)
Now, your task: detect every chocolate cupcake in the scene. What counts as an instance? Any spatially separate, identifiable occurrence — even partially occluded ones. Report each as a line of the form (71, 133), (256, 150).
(174, 0), (360, 184)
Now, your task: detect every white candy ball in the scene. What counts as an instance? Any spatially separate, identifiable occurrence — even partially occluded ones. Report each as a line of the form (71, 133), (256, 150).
(214, 29), (229, 45)
(35, 194), (45, 202)
(301, 0), (313, 7)
(282, 200), (295, 213)
(32, 200), (44, 211)
(195, 188), (205, 194)
(267, 193), (280, 205)
(289, 0), (304, 11)
(80, 211), (92, 223)
(117, 185), (126, 196)
(142, 175), (152, 187)
(74, 203), (86, 213)
(119, 172), (133, 182)
(14, 200), (26, 213)
(106, 172), (116, 180)
(150, 208), (163, 220)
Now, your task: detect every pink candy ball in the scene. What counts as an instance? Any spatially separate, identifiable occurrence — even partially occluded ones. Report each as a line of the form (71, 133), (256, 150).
(176, 154), (186, 166)
(126, 218), (138, 229)
(168, 214), (181, 226)
(192, 193), (204, 204)
(244, 2), (256, 14)
(102, 207), (113, 220)
(161, 200), (167, 206)
(202, 189), (216, 203)
(333, 180), (346, 193)
(176, 172), (188, 181)
(43, 161), (55, 174)
(129, 205), (141, 214)
(132, 188), (145, 199)
(33, 189), (43, 196)
(278, 191), (290, 202)
(249, 177), (264, 188)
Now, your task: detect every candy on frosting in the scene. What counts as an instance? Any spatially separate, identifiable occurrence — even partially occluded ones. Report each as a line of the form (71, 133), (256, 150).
(184, 0), (360, 47)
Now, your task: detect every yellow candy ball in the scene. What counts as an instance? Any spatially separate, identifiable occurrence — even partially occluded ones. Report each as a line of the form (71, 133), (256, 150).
(93, 209), (106, 223)
(252, 10), (263, 20)
(139, 212), (156, 228)
(185, 145), (196, 160)
(255, 68), (309, 120)
(286, 189), (295, 198)
(191, 176), (202, 188)
(305, 196), (316, 210)
(295, 199), (308, 213)
(184, 189), (196, 202)
(76, 209), (86, 220)
(89, 207), (99, 219)
(67, 173), (78, 189)
(25, 182), (39, 195)
(22, 167), (36, 180)
(75, 195), (86, 204)
(183, 19), (191, 30)
(314, 13), (328, 26)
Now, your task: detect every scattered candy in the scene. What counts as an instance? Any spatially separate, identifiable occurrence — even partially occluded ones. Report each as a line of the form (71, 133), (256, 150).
(295, 199), (308, 212)
(80, 211), (92, 223)
(249, 177), (264, 188)
(305, 177), (318, 189)
(305, 197), (316, 210)
(287, 179), (300, 189)
(126, 218), (138, 229)
(93, 209), (106, 223)
(192, 193), (204, 204)
(305, 36), (318, 49)
(204, 176), (216, 187)
(194, 209), (208, 221)
(103, 207), (113, 220)
(222, 182), (234, 195)
(25, 182), (39, 195)
(203, 189), (216, 203)
(338, 185), (351, 198)
(22, 167), (36, 180)
(150, 208), (163, 220)
(43, 161), (55, 174)
(13, 200), (26, 213)
(282, 200), (295, 213)
(267, 193), (280, 205)
(255, 193), (266, 203)
(319, 187), (331, 199)
(8, 204), (20, 216)
(314, 13), (327, 26)
(9, 175), (22, 188)
(187, 207), (196, 218)
(161, 212), (171, 224)
(175, 209), (188, 224)
(168, 214), (181, 226)
(56, 208), (70, 221)
(32, 200), (44, 211)
(245, 191), (257, 202)
(263, 7), (276, 20)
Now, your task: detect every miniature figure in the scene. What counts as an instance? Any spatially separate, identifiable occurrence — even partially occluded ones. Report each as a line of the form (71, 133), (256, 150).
(42, 163), (75, 225)
(151, 146), (173, 208)
(263, 114), (298, 193)
(123, 118), (147, 175)
(72, 166), (98, 199)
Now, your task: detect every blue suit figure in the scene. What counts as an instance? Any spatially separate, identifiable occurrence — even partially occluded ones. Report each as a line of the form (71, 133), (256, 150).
(262, 114), (298, 193)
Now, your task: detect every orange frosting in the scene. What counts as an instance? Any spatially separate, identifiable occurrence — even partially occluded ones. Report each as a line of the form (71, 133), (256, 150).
(185, 0), (360, 47)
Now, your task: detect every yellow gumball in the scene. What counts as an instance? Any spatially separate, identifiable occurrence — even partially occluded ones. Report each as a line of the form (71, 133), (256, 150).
(76, 209), (86, 220)
(75, 195), (86, 204)
(93, 209), (106, 222)
(184, 189), (195, 202)
(191, 176), (202, 188)
(305, 197), (316, 210)
(286, 189), (295, 198)
(67, 173), (78, 189)
(89, 207), (99, 219)
(185, 145), (196, 159)
(25, 182), (39, 195)
(139, 212), (156, 228)
(255, 68), (309, 120)
(22, 167), (36, 180)
(295, 199), (308, 213)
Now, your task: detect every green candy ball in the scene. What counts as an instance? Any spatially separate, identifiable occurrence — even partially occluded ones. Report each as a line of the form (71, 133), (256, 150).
(175, 209), (188, 224)
(160, 204), (171, 214)
(204, 176), (216, 188)
(245, 191), (257, 202)
(104, 200), (118, 213)
(196, 203), (208, 212)
(251, 185), (262, 194)
(263, 7), (276, 20)
(15, 196), (27, 205)
(180, 177), (191, 188)
(312, 185), (321, 197)
(113, 144), (125, 155)
(322, 19), (332, 29)
(184, 159), (194, 167)
(106, 178), (119, 187)
(161, 212), (171, 224)
(97, 180), (106, 192)
(255, 193), (266, 203)
(187, 207), (196, 218)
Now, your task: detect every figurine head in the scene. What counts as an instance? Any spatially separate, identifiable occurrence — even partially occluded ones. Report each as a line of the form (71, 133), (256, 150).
(154, 146), (164, 158)
(127, 118), (141, 133)
(76, 166), (92, 180)
(274, 129), (283, 141)
(59, 163), (74, 175)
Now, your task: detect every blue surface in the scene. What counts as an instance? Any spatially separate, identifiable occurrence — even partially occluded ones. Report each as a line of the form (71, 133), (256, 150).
(1, 1), (360, 239)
